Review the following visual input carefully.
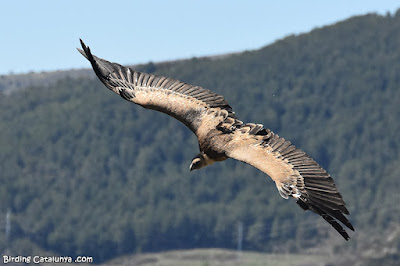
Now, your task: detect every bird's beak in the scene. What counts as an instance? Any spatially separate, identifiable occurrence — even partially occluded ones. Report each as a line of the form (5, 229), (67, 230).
(189, 163), (193, 172)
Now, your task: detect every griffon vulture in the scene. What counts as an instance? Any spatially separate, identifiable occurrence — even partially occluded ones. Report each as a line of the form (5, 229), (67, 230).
(78, 39), (354, 240)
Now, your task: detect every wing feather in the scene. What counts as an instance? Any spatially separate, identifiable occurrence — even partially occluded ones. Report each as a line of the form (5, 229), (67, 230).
(78, 40), (233, 133)
(224, 124), (354, 240)
(155, 76), (167, 87)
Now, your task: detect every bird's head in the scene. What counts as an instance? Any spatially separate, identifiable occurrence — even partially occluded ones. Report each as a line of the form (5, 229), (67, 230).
(189, 154), (206, 171)
(189, 152), (215, 171)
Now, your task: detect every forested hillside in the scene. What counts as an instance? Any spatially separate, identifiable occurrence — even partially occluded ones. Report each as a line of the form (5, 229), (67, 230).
(1, 11), (400, 264)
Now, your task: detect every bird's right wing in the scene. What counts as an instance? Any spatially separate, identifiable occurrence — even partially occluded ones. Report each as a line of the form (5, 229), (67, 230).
(78, 39), (233, 134)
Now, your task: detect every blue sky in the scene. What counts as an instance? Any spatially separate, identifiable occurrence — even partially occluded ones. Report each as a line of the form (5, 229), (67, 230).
(1, 0), (399, 75)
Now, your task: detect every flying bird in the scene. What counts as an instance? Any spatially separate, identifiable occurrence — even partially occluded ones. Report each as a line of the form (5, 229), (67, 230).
(78, 39), (354, 240)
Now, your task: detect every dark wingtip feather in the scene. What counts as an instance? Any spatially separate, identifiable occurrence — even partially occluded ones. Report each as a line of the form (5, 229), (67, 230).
(79, 39), (88, 54)
(77, 39), (110, 83)
(77, 48), (86, 59)
(311, 204), (351, 240)
(318, 203), (354, 231)
(297, 196), (354, 240)
(77, 39), (89, 59)
(78, 39), (95, 65)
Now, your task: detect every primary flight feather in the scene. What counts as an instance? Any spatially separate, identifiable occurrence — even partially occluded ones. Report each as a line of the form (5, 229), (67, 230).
(78, 39), (354, 240)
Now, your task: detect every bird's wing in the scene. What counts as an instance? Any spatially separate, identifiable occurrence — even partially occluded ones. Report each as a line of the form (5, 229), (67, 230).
(78, 40), (233, 133)
(222, 122), (354, 240)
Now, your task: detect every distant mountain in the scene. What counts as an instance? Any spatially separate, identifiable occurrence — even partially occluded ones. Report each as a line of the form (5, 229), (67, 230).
(1, 11), (400, 264)
(0, 69), (93, 94)
(0, 53), (238, 94)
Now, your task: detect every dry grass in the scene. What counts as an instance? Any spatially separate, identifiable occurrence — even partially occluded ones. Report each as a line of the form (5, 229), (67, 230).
(102, 248), (329, 266)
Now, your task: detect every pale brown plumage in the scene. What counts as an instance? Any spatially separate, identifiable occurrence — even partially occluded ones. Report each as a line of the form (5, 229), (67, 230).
(78, 39), (354, 240)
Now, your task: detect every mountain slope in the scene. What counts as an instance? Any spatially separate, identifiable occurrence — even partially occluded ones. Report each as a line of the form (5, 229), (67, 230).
(1, 11), (400, 263)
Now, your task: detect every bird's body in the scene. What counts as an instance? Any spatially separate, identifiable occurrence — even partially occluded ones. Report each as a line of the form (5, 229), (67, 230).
(78, 40), (354, 240)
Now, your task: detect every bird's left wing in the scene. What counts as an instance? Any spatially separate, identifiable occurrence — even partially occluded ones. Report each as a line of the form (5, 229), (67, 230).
(78, 40), (233, 133)
(223, 123), (354, 240)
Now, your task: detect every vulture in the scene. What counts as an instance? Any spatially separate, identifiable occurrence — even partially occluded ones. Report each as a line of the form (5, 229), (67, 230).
(78, 39), (354, 240)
